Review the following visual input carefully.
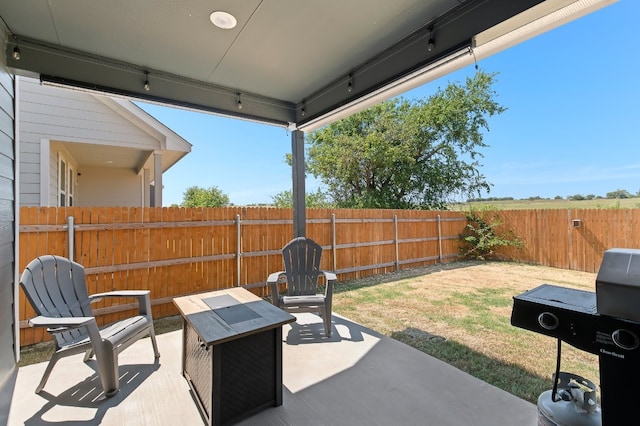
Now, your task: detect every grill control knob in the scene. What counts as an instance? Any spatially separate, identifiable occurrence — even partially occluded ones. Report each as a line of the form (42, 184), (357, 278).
(538, 312), (559, 330)
(612, 329), (639, 350)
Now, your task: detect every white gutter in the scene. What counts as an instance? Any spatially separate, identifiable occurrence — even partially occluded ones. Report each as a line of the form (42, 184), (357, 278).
(298, 0), (617, 133)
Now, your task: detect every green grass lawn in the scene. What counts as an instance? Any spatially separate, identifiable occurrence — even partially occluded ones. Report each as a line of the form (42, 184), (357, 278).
(332, 260), (600, 404)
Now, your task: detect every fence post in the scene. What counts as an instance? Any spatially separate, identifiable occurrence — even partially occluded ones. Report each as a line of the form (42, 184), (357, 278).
(236, 214), (241, 286)
(67, 215), (75, 261)
(437, 214), (442, 263)
(394, 214), (399, 271)
(332, 213), (337, 272)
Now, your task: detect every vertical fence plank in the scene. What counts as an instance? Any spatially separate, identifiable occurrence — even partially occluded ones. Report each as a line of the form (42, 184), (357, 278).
(112, 207), (126, 319)
(19, 207), (39, 345)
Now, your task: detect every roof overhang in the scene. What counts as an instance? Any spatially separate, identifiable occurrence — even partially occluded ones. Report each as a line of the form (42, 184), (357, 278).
(1, 0), (616, 133)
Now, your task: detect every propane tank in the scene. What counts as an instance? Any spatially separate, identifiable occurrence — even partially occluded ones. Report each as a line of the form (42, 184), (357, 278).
(537, 372), (601, 426)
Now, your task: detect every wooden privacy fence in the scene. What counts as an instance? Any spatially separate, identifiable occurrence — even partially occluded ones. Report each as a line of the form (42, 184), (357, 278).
(18, 206), (466, 346)
(495, 208), (640, 273)
(21, 206), (639, 346)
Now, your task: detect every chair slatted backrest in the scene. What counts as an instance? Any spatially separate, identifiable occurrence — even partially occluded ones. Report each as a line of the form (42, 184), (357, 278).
(282, 237), (322, 296)
(20, 255), (93, 348)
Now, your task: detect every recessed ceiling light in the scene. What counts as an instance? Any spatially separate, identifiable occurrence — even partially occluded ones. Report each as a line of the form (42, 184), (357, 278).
(210, 11), (237, 29)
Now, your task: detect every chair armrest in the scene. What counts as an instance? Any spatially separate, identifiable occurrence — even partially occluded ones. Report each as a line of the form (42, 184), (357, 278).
(267, 271), (285, 306)
(89, 290), (150, 300)
(320, 271), (337, 281)
(89, 290), (153, 317)
(28, 315), (95, 329)
(31, 314), (104, 354)
(320, 271), (337, 298)
(267, 271), (285, 284)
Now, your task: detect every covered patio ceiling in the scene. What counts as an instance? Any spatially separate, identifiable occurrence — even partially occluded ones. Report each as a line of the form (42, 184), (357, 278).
(1, 0), (614, 132)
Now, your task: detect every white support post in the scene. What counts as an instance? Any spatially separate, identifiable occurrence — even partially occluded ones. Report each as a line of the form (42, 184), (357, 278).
(153, 151), (162, 207)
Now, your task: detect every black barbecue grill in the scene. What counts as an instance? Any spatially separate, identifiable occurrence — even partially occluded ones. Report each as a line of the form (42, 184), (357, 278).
(511, 248), (640, 426)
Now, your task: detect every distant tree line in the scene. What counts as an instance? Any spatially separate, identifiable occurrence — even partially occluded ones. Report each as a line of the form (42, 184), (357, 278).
(467, 189), (640, 203)
(467, 196), (515, 202)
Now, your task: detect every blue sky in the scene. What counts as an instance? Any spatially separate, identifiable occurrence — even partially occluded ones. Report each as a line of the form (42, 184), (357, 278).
(139, 1), (639, 206)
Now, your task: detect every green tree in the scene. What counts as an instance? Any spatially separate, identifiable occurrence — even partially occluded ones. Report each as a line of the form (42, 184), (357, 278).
(304, 70), (505, 209)
(181, 186), (230, 207)
(271, 189), (333, 208)
(606, 189), (632, 199)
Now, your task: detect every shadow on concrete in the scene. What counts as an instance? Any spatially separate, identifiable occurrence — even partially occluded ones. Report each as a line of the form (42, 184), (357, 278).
(285, 314), (365, 345)
(391, 327), (553, 403)
(22, 358), (160, 426)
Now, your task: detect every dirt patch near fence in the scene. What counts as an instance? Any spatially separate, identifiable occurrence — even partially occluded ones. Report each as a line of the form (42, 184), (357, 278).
(339, 259), (596, 292)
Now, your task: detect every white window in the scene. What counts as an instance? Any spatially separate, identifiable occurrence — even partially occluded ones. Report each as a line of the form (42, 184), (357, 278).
(68, 166), (74, 206)
(58, 156), (75, 207)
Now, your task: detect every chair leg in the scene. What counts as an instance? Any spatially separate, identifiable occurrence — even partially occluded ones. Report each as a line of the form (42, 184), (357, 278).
(35, 352), (62, 393)
(83, 348), (94, 362)
(323, 306), (332, 337)
(149, 327), (160, 358)
(94, 343), (119, 397)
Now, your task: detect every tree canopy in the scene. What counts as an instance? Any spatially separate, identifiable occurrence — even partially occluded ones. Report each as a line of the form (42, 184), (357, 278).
(606, 189), (633, 199)
(181, 185), (230, 207)
(305, 70), (505, 209)
(271, 189), (333, 208)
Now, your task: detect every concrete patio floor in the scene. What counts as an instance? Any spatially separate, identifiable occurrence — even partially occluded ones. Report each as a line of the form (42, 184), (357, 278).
(5, 313), (537, 425)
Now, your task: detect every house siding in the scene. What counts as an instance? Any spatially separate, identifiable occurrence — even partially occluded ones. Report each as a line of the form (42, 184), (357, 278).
(0, 32), (17, 393)
(18, 77), (162, 206)
(20, 79), (161, 147)
(77, 166), (142, 206)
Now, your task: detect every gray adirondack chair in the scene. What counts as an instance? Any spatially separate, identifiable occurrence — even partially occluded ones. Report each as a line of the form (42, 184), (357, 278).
(267, 237), (337, 337)
(19, 255), (160, 397)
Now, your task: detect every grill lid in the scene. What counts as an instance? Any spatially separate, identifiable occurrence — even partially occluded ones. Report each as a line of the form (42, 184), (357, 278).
(596, 248), (640, 322)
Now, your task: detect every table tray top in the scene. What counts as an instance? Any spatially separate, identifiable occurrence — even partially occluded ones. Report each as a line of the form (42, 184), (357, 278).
(174, 287), (295, 345)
